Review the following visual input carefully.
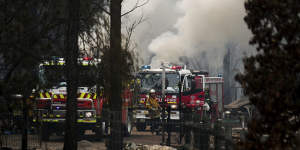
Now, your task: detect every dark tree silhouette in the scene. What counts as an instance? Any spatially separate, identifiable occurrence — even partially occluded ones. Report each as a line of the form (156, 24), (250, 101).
(0, 1), (66, 149)
(63, 0), (80, 149)
(108, 0), (123, 149)
(236, 0), (300, 149)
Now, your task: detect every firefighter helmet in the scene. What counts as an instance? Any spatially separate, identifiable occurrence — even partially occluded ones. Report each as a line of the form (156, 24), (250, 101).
(150, 89), (155, 94)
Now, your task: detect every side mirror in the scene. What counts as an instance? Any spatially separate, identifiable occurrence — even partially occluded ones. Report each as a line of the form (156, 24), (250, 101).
(165, 79), (169, 89)
(11, 94), (23, 99)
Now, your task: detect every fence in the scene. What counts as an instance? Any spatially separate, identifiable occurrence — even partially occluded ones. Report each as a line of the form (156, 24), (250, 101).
(0, 113), (42, 150)
(0, 110), (244, 150)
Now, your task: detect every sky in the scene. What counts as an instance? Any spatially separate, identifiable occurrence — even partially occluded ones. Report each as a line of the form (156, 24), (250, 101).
(122, 0), (253, 73)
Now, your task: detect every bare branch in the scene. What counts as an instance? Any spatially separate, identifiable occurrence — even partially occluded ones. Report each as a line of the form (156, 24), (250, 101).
(92, 1), (111, 16)
(121, 0), (149, 17)
(124, 15), (144, 50)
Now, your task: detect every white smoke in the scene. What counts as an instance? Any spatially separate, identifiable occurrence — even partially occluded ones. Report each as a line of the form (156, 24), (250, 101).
(123, 0), (252, 72)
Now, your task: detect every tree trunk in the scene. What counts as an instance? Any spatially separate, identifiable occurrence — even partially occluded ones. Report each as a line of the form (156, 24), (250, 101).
(108, 0), (123, 149)
(21, 97), (28, 150)
(21, 88), (33, 150)
(63, 0), (80, 149)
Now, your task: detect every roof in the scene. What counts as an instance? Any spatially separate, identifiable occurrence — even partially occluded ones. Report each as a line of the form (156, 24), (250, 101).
(224, 97), (250, 109)
(139, 68), (176, 73)
(178, 69), (192, 75)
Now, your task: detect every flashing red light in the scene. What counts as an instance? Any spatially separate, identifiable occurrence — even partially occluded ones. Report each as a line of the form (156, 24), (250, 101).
(171, 66), (182, 70)
(83, 57), (92, 61)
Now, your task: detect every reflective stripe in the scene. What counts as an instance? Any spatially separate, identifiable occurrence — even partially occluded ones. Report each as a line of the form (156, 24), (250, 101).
(78, 119), (96, 123)
(40, 119), (96, 123)
(45, 93), (51, 98)
(39, 93), (44, 98)
(79, 93), (85, 99)
(86, 94), (91, 99)
(93, 94), (97, 99)
(42, 119), (65, 122)
(82, 61), (88, 66)
(53, 94), (65, 99)
(84, 120), (96, 123)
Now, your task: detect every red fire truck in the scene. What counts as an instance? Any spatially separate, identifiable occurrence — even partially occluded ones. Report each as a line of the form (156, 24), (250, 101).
(134, 65), (224, 131)
(183, 73), (224, 123)
(134, 67), (181, 131)
(33, 57), (133, 140)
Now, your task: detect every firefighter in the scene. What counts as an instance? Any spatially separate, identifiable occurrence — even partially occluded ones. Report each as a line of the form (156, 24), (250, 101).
(146, 89), (161, 134)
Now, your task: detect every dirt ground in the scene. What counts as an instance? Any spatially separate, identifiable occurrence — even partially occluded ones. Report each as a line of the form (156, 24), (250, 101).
(1, 127), (179, 150)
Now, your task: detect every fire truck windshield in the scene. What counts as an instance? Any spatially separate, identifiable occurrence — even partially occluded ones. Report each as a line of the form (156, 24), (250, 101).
(40, 65), (98, 88)
(139, 72), (180, 93)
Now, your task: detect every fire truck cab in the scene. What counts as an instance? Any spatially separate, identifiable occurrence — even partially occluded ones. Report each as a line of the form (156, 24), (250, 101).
(134, 65), (224, 132)
(34, 57), (133, 140)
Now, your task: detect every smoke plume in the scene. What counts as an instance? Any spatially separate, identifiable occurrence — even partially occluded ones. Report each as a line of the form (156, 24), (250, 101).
(123, 0), (252, 73)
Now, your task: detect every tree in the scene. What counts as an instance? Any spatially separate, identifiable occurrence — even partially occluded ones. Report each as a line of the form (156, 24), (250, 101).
(0, 1), (64, 149)
(63, 0), (80, 149)
(78, 1), (142, 149)
(108, 0), (123, 149)
(0, 0), (106, 149)
(236, 0), (300, 149)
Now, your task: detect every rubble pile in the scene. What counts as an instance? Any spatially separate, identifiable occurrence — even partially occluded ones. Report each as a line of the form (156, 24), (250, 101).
(124, 142), (176, 150)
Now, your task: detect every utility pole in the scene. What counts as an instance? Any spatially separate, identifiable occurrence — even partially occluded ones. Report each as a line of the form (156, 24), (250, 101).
(161, 63), (166, 145)
(167, 105), (171, 146)
(161, 62), (171, 146)
(178, 81), (182, 144)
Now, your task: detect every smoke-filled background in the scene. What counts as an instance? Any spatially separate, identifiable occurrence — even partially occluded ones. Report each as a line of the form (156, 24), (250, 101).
(122, 0), (254, 103)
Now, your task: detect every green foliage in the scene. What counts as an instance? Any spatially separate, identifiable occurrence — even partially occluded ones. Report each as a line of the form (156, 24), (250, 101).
(236, 0), (300, 149)
(0, 0), (58, 104)
(80, 6), (140, 102)
(0, 0), (107, 116)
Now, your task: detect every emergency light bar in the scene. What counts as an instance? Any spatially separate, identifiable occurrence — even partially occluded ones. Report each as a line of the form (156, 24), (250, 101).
(41, 57), (101, 66)
(171, 66), (182, 70)
(198, 77), (224, 83)
(83, 57), (92, 61)
(141, 65), (151, 70)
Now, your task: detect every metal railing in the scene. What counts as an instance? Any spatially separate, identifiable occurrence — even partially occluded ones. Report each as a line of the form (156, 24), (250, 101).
(0, 113), (42, 149)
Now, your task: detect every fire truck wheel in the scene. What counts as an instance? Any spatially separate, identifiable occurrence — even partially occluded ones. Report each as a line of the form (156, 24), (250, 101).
(190, 130), (195, 149)
(136, 123), (146, 131)
(124, 118), (132, 137)
(78, 129), (85, 136)
(182, 128), (195, 149)
(56, 131), (63, 136)
(95, 128), (103, 141)
(41, 126), (50, 141)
